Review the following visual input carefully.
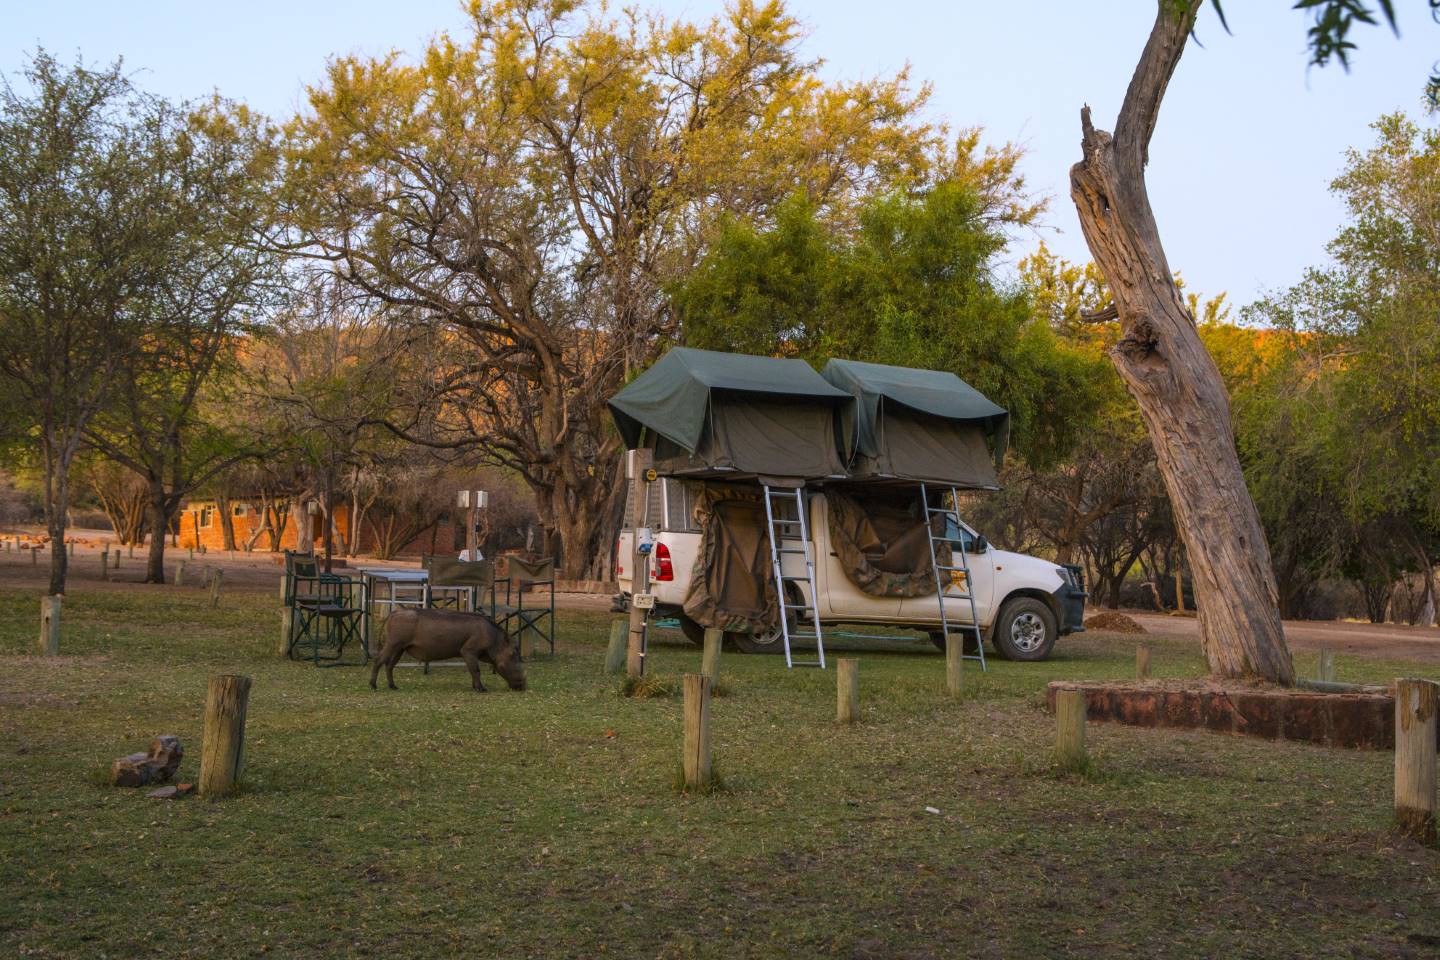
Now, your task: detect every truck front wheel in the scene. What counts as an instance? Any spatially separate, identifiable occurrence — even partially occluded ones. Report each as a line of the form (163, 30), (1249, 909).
(991, 597), (1057, 661)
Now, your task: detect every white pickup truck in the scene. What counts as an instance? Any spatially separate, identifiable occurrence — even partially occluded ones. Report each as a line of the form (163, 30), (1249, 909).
(617, 479), (1086, 660)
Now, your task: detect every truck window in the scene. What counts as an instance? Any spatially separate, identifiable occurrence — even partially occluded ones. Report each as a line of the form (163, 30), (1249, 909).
(944, 513), (980, 552)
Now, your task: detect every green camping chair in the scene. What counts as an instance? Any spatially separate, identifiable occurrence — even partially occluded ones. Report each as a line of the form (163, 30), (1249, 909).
(506, 556), (556, 659)
(421, 555), (518, 671)
(285, 553), (369, 666)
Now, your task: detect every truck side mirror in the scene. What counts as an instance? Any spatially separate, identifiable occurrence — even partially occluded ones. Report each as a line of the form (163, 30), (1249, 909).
(972, 535), (989, 554)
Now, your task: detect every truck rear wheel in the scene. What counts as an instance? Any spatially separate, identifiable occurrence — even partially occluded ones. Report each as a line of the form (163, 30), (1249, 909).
(677, 616), (707, 648)
(729, 623), (788, 655)
(991, 597), (1057, 661)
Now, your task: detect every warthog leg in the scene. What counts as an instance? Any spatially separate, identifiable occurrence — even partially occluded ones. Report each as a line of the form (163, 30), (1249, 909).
(461, 645), (487, 692)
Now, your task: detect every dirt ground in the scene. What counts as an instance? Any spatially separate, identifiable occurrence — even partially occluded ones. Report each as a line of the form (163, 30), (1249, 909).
(1127, 611), (1440, 664)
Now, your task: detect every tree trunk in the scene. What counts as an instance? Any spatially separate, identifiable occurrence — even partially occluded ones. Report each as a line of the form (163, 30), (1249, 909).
(1069, 1), (1293, 683)
(45, 466), (69, 597)
(292, 497), (314, 554)
(217, 493), (237, 551)
(144, 484), (170, 584)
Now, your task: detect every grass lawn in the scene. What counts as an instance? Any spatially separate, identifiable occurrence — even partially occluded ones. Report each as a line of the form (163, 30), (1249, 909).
(1, 581), (1437, 959)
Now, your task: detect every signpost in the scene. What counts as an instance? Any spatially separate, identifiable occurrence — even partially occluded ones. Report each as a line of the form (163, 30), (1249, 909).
(625, 449), (654, 678)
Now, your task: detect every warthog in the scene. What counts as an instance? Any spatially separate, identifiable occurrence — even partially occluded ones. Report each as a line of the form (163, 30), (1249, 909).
(370, 608), (526, 693)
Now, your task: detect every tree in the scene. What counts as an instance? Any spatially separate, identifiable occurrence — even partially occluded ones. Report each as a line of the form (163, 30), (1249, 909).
(0, 54), (169, 594)
(281, 0), (940, 577)
(81, 97), (280, 583)
(1069, 3), (1296, 683)
(672, 178), (1097, 467)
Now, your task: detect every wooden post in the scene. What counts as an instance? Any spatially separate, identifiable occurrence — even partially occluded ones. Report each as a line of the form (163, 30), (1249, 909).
(68, 541), (74, 559)
(1055, 689), (1088, 771)
(31, 545), (37, 566)
(1136, 643), (1151, 679)
(1394, 677), (1437, 844)
(701, 627), (723, 684)
(626, 450), (653, 679)
(209, 568), (224, 608)
(1318, 649), (1336, 683)
(100, 549), (109, 581)
(38, 596), (61, 656)
(603, 620), (628, 674)
(111, 548), (119, 571)
(199, 674), (251, 799)
(277, 574), (293, 657)
(128, 543), (134, 559)
(836, 658), (860, 724)
(175, 559), (186, 587)
(682, 673), (712, 791)
(188, 547), (195, 560)
(945, 632), (963, 698)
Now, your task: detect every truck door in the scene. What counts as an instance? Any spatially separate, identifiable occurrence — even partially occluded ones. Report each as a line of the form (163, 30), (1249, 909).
(811, 495), (904, 621)
(898, 514), (995, 629)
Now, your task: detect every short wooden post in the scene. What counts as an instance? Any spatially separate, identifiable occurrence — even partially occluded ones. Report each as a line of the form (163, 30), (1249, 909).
(175, 559), (186, 587)
(68, 541), (74, 558)
(188, 547), (195, 560)
(111, 548), (119, 570)
(199, 674), (251, 799)
(1055, 688), (1088, 771)
(945, 633), (963, 698)
(1394, 677), (1437, 844)
(209, 568), (224, 608)
(1136, 643), (1151, 680)
(701, 627), (723, 684)
(38, 596), (61, 656)
(100, 549), (109, 581)
(31, 545), (38, 566)
(1318, 649), (1336, 683)
(604, 619), (628, 674)
(836, 658), (860, 724)
(277, 574), (293, 657)
(682, 673), (712, 791)
(128, 544), (134, 559)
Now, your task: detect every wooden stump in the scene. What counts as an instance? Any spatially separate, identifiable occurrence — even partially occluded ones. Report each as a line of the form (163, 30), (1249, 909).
(31, 546), (37, 566)
(945, 633), (963, 698)
(277, 575), (293, 658)
(111, 548), (119, 571)
(836, 658), (860, 724)
(701, 628), (723, 684)
(38, 596), (61, 656)
(199, 675), (251, 798)
(209, 568), (224, 608)
(1318, 649), (1336, 683)
(1394, 677), (1437, 844)
(682, 673), (712, 791)
(1136, 644), (1151, 680)
(604, 619), (627, 674)
(1055, 689), (1088, 772)
(100, 549), (109, 581)
(175, 560), (186, 587)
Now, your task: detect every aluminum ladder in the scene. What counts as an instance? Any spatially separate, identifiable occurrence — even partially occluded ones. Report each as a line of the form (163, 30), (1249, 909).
(761, 484), (826, 669)
(920, 482), (987, 672)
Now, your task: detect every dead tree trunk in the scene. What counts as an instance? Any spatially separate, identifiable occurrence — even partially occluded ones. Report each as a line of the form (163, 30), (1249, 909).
(1069, 1), (1294, 684)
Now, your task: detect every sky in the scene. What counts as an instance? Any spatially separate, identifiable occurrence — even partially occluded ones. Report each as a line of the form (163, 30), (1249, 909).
(6, 1), (1438, 308)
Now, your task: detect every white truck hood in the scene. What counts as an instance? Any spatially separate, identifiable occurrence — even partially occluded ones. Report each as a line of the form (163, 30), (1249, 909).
(987, 549), (1067, 592)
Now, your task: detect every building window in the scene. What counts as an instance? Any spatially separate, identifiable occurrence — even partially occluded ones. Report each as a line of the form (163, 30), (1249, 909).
(199, 506), (215, 528)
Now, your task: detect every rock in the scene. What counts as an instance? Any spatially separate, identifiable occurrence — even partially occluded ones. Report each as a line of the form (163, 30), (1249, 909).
(113, 752), (163, 787)
(147, 786), (180, 799)
(148, 735), (183, 780)
(111, 735), (184, 788)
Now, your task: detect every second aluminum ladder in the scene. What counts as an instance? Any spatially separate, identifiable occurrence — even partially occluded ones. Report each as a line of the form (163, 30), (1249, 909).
(920, 482), (987, 672)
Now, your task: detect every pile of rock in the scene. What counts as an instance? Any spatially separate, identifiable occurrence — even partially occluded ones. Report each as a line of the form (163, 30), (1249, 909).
(112, 735), (184, 788)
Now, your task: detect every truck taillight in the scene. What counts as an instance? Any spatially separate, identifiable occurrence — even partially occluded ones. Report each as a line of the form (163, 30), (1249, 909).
(653, 542), (673, 581)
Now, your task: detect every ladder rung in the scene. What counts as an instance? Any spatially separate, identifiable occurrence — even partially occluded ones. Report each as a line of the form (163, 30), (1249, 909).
(779, 574), (813, 583)
(935, 564), (971, 572)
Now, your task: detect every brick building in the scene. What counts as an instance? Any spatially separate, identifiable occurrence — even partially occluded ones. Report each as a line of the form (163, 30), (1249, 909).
(177, 498), (462, 559)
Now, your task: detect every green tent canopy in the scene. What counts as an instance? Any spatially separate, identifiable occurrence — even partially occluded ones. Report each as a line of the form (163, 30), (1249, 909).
(608, 347), (854, 480)
(820, 358), (1008, 489)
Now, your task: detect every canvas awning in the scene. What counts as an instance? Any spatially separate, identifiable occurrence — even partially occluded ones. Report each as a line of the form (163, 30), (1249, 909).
(821, 358), (1008, 489)
(608, 347), (854, 480)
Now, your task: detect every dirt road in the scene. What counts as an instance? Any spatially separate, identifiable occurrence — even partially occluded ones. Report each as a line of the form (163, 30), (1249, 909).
(1127, 611), (1440, 664)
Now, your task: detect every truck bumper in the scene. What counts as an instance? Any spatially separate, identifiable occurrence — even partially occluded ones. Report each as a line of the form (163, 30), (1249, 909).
(1055, 565), (1088, 635)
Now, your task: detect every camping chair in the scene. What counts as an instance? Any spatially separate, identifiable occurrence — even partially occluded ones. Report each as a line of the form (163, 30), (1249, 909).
(422, 555), (519, 667)
(506, 556), (556, 659)
(286, 557), (369, 667)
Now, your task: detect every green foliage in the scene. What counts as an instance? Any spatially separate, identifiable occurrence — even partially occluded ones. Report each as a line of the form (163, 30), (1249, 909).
(672, 182), (1106, 467)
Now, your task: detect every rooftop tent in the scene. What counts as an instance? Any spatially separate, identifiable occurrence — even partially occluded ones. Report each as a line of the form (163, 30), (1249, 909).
(821, 358), (1009, 489)
(608, 347), (854, 480)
